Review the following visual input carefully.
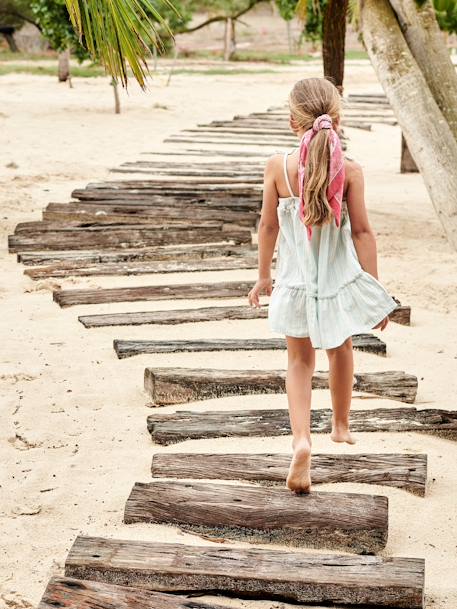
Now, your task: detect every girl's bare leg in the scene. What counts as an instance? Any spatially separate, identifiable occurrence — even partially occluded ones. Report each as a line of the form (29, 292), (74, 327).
(326, 336), (356, 444)
(285, 336), (315, 493)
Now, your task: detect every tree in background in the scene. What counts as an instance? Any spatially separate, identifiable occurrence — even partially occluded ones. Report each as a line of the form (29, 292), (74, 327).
(276, 0), (298, 53)
(432, 0), (457, 35)
(361, 0), (457, 251)
(30, 0), (89, 82)
(0, 0), (38, 51)
(292, 0), (349, 90)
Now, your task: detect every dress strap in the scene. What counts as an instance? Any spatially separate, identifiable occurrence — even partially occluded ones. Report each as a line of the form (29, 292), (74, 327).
(283, 150), (295, 198)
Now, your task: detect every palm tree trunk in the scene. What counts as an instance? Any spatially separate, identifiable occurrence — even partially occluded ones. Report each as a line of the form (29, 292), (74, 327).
(322, 0), (348, 92)
(58, 48), (71, 83)
(361, 0), (457, 250)
(389, 0), (457, 142)
(111, 77), (121, 114)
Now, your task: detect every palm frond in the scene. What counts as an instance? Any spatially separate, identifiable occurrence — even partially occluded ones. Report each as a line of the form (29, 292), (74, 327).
(65, 0), (178, 88)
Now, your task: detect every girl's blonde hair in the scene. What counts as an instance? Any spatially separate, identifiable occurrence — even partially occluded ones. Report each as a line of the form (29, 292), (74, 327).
(289, 78), (341, 227)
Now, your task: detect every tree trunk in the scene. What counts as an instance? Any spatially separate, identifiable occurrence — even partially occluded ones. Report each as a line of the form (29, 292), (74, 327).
(58, 48), (70, 83)
(223, 17), (237, 61)
(230, 18), (236, 57)
(4, 32), (19, 53)
(361, 0), (457, 251)
(223, 18), (231, 61)
(322, 0), (348, 92)
(286, 19), (293, 54)
(389, 0), (457, 142)
(111, 78), (121, 114)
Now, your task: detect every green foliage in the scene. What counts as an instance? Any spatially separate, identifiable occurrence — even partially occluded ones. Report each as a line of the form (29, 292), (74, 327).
(275, 0), (297, 21)
(65, 0), (177, 87)
(433, 0), (457, 34)
(303, 0), (325, 42)
(147, 0), (193, 48)
(30, 0), (89, 60)
(0, 0), (37, 28)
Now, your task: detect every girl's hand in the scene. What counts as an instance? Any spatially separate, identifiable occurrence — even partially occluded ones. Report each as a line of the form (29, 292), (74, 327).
(372, 316), (389, 331)
(248, 278), (273, 308)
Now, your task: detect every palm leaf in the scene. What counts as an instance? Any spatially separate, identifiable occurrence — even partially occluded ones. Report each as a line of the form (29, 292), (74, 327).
(65, 0), (178, 88)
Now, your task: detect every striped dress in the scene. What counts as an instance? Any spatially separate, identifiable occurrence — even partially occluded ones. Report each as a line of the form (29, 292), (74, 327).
(267, 150), (398, 349)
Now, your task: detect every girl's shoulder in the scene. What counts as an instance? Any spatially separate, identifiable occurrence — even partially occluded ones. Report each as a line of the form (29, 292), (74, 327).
(344, 157), (364, 179)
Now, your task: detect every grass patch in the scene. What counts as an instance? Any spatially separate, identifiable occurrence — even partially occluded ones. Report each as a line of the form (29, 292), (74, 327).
(0, 64), (106, 77)
(0, 50), (57, 61)
(170, 67), (276, 75)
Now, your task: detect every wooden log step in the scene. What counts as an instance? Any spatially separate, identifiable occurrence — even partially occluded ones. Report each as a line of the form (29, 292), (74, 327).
(38, 576), (226, 609)
(65, 536), (425, 608)
(151, 452), (427, 495)
(115, 334), (386, 359)
(77, 302), (409, 327)
(79, 304), (270, 327)
(53, 281), (255, 307)
(147, 406), (457, 445)
(124, 480), (388, 553)
(163, 137), (297, 147)
(10, 226), (252, 253)
(112, 166), (263, 178)
(108, 172), (262, 183)
(142, 149), (268, 157)
(14, 219), (223, 234)
(25, 256), (259, 280)
(42, 207), (257, 227)
(71, 190), (261, 202)
(18, 242), (252, 266)
(78, 180), (262, 194)
(144, 368), (417, 405)
(117, 160), (264, 169)
(43, 200), (259, 219)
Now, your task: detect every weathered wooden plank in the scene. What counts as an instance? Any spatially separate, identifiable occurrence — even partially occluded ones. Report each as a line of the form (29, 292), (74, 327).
(116, 160), (264, 170)
(116, 334), (386, 359)
(25, 256), (258, 280)
(144, 368), (417, 405)
(147, 406), (457, 445)
(38, 577), (225, 609)
(79, 304), (270, 327)
(43, 202), (259, 226)
(164, 137), (296, 147)
(124, 480), (388, 553)
(18, 242), (250, 266)
(78, 302), (409, 327)
(53, 281), (254, 307)
(69, 193), (261, 208)
(9, 226), (251, 252)
(14, 220), (222, 234)
(150, 452), (427, 496)
(142, 149), (267, 157)
(77, 180), (262, 193)
(110, 169), (262, 181)
(65, 536), (424, 608)
(390, 305), (411, 325)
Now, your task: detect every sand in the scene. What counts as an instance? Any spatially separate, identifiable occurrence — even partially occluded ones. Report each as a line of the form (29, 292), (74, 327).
(1, 61), (457, 609)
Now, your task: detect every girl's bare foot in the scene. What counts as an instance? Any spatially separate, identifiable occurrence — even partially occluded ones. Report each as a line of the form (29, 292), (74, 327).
(286, 438), (311, 494)
(331, 424), (356, 445)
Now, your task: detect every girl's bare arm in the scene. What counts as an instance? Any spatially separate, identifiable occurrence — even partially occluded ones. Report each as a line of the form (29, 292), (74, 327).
(346, 162), (379, 279)
(248, 156), (280, 306)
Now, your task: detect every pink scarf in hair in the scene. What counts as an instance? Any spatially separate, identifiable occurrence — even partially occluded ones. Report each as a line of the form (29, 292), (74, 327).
(298, 113), (345, 240)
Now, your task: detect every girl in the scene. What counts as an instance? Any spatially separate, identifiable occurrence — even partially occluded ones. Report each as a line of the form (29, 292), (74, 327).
(247, 77), (397, 495)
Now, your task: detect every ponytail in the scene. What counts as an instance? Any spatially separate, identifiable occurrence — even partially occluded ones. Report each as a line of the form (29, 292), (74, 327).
(301, 128), (333, 227)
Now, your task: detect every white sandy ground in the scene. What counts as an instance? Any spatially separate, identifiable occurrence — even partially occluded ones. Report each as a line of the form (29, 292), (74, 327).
(1, 61), (457, 609)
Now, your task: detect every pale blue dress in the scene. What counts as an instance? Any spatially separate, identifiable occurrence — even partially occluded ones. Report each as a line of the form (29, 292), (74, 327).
(267, 150), (398, 349)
